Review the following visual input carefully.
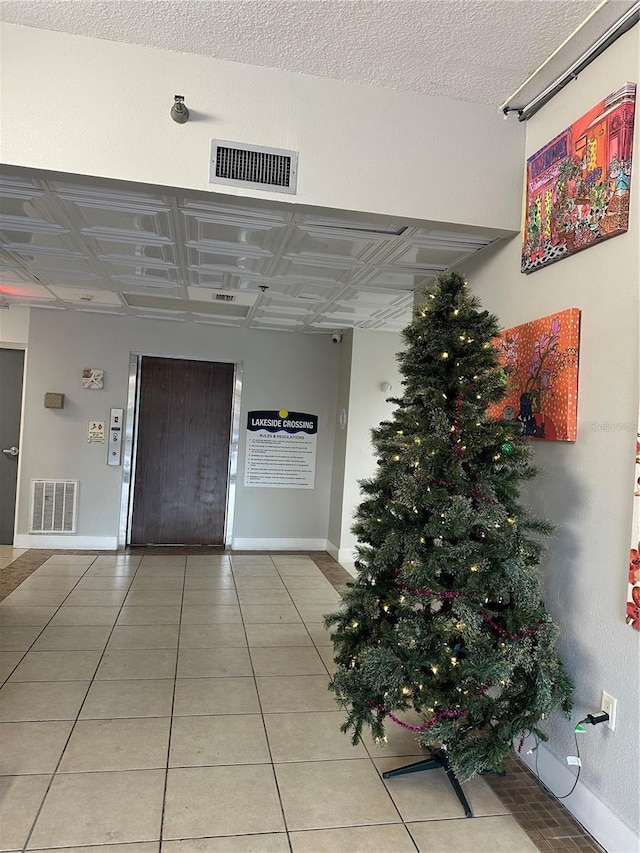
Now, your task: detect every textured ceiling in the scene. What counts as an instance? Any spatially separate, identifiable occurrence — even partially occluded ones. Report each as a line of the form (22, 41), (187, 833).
(0, 0), (616, 106)
(0, 171), (499, 333)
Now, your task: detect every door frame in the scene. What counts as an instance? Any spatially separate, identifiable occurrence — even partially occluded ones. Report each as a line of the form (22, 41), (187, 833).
(0, 344), (27, 546)
(117, 353), (243, 549)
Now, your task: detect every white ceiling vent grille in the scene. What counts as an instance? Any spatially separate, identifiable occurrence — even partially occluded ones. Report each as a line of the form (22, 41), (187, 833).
(209, 140), (298, 194)
(29, 480), (78, 534)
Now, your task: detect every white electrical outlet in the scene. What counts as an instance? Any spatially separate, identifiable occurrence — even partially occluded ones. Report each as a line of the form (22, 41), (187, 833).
(601, 690), (617, 731)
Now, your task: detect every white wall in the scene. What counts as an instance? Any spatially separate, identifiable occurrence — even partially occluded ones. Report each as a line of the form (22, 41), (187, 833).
(0, 306), (30, 346)
(459, 27), (639, 850)
(16, 308), (339, 549)
(328, 327), (403, 565)
(0, 24), (524, 232)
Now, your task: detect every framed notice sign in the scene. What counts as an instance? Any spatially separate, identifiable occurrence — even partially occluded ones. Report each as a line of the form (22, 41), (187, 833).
(244, 409), (318, 489)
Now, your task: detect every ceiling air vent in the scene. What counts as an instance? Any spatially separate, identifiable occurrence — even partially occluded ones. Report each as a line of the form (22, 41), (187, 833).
(215, 293), (235, 302)
(209, 140), (298, 194)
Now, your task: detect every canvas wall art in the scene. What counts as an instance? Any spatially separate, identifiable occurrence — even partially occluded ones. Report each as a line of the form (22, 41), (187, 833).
(521, 82), (636, 274)
(488, 308), (580, 442)
(627, 413), (640, 631)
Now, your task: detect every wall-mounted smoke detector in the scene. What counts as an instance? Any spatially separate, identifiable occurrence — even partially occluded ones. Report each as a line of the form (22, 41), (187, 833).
(209, 140), (298, 194)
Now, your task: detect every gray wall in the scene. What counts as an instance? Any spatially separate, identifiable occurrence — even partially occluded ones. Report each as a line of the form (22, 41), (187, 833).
(459, 27), (639, 839)
(18, 309), (339, 546)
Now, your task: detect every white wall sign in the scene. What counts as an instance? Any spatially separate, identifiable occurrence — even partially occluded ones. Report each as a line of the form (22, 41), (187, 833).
(87, 420), (105, 443)
(244, 409), (318, 489)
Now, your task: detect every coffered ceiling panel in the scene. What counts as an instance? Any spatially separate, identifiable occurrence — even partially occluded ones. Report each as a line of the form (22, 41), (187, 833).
(0, 171), (501, 333)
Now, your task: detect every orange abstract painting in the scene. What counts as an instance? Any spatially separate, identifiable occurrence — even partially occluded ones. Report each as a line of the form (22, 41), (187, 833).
(488, 308), (581, 442)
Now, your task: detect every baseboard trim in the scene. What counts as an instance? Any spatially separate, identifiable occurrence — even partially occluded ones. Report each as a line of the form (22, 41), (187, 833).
(13, 535), (118, 550)
(231, 538), (329, 551)
(518, 734), (639, 853)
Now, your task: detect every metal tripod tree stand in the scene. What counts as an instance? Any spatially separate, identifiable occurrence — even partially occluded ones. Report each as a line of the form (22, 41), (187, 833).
(382, 746), (474, 818)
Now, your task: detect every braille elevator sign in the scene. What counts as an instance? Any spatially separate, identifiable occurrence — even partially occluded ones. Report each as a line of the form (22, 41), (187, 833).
(244, 409), (318, 489)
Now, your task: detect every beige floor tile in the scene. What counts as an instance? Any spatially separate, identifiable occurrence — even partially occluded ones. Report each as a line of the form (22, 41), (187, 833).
(288, 589), (342, 605)
(178, 624), (247, 649)
(275, 759), (400, 830)
(295, 605), (336, 623)
(163, 765), (285, 839)
(30, 844), (158, 853)
(49, 607), (120, 626)
(236, 589), (291, 605)
(304, 623), (334, 646)
(129, 578), (184, 591)
(181, 606), (242, 625)
(173, 677), (259, 716)
(374, 756), (510, 821)
(281, 577), (337, 590)
(91, 556), (141, 566)
(80, 679), (174, 719)
(183, 577), (236, 591)
(8, 650), (102, 682)
(170, 714), (269, 767)
(275, 566), (320, 577)
(31, 625), (112, 651)
(182, 589), (239, 606)
(59, 718), (171, 772)
(32, 566), (88, 578)
(0, 606), (58, 627)
(124, 590), (183, 607)
(177, 647), (252, 678)
(107, 625), (180, 650)
(362, 713), (428, 757)
(407, 814), (539, 852)
(256, 675), (336, 713)
(95, 649), (177, 680)
(240, 605), (302, 624)
(0, 681), (89, 721)
(186, 555), (231, 567)
(231, 567), (280, 579)
(289, 823), (417, 852)
(74, 575), (134, 590)
(18, 577), (79, 591)
(0, 625), (42, 651)
(250, 647), (326, 676)
(233, 577), (286, 591)
(231, 556), (275, 567)
(0, 774), (52, 852)
(84, 566), (138, 578)
(0, 651), (22, 681)
(1, 589), (71, 607)
(0, 720), (73, 774)
(317, 647), (336, 674)
(264, 711), (367, 762)
(244, 623), (312, 647)
(43, 556), (95, 566)
(162, 833), (288, 852)
(116, 606), (181, 626)
(64, 590), (128, 607)
(27, 769), (165, 848)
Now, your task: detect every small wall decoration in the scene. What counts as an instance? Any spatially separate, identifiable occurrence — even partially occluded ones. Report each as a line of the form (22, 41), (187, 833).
(521, 82), (636, 274)
(627, 413), (640, 631)
(488, 308), (580, 442)
(82, 368), (104, 389)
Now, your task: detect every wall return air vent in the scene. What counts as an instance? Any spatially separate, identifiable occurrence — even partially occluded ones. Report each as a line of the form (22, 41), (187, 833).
(29, 479), (78, 534)
(209, 140), (298, 194)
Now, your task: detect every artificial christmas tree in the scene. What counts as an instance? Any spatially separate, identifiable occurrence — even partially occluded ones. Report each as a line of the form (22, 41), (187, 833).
(326, 270), (572, 793)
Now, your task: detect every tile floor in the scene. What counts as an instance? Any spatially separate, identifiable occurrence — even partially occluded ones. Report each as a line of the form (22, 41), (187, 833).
(0, 551), (602, 853)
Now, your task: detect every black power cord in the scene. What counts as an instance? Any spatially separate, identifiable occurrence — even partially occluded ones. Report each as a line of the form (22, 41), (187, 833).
(530, 712), (609, 801)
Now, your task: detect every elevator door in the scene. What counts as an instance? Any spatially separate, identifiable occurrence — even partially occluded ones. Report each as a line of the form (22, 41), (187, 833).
(130, 356), (234, 545)
(0, 349), (24, 544)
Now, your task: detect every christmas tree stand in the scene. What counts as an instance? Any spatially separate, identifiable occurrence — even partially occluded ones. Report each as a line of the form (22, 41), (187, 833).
(382, 746), (473, 818)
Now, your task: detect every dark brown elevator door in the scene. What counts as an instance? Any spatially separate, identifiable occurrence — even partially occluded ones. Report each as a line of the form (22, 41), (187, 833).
(130, 357), (234, 545)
